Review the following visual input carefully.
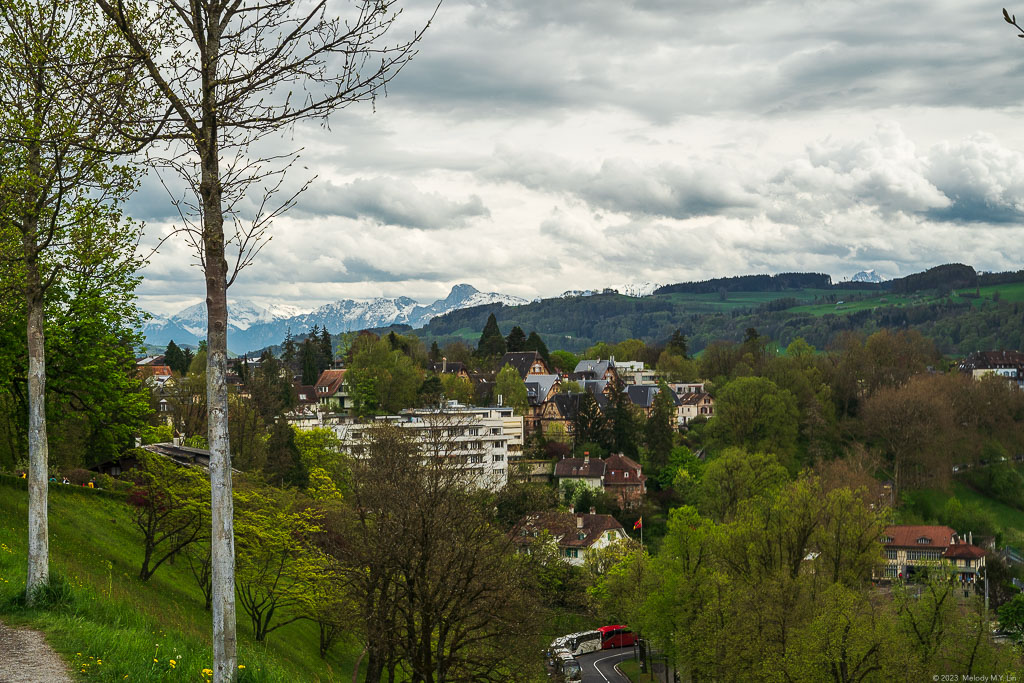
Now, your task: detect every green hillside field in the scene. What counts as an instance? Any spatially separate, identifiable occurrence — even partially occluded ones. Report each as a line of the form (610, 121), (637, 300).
(0, 476), (361, 682)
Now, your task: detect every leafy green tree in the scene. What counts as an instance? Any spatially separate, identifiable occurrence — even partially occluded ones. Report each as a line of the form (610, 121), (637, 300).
(656, 350), (698, 381)
(709, 376), (799, 459)
(293, 427), (347, 486)
(128, 450), (210, 580)
(476, 312), (506, 358)
(505, 325), (527, 352)
(667, 329), (689, 358)
(234, 488), (324, 642)
(0, 0), (146, 601)
(698, 447), (788, 522)
(549, 350), (580, 373)
(495, 363), (528, 415)
(439, 373), (475, 405)
(998, 593), (1024, 643)
(345, 335), (423, 416)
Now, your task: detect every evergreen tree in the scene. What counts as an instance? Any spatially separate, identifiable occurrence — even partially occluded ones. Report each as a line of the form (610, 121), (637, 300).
(505, 326), (527, 352)
(264, 418), (307, 488)
(319, 327), (333, 368)
(282, 328), (296, 369)
(165, 340), (186, 375)
(644, 382), (677, 472)
(608, 377), (639, 458)
(524, 331), (551, 365)
(237, 354), (250, 386)
(429, 341), (441, 362)
(667, 329), (689, 358)
(182, 347), (195, 375)
(250, 352), (296, 423)
(573, 392), (611, 452)
(476, 313), (506, 357)
(301, 339), (319, 385)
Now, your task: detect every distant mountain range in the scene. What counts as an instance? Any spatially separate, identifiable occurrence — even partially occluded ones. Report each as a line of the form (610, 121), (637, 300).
(141, 284), (529, 353)
(851, 269), (885, 284)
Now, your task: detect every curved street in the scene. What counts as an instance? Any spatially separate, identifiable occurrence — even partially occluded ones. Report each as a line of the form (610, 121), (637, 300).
(577, 649), (633, 683)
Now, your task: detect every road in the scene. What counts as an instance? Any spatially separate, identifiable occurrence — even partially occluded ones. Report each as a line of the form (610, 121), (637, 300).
(577, 649), (633, 683)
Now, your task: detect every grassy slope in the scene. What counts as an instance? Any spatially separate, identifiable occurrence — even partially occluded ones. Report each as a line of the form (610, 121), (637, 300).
(907, 480), (1024, 542)
(0, 478), (361, 682)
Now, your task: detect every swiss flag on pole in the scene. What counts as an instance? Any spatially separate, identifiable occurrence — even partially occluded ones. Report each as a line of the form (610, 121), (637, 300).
(633, 518), (643, 530)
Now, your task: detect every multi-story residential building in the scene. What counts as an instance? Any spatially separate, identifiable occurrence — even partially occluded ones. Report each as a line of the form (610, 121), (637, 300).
(879, 525), (987, 586)
(615, 361), (657, 385)
(322, 403), (522, 490)
(958, 350), (1024, 388)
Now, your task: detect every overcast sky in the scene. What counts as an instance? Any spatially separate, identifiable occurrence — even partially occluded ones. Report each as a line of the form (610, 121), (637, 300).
(132, 0), (1024, 316)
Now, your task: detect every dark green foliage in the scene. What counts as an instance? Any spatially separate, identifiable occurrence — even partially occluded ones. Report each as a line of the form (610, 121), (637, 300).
(505, 326), (526, 352)
(319, 327), (332, 365)
(300, 339), (318, 385)
(164, 340), (186, 375)
(608, 378), (639, 458)
(476, 313), (506, 357)
(888, 263), (976, 294)
(572, 392), (611, 452)
(264, 418), (308, 488)
(429, 340), (440, 362)
(249, 352), (296, 423)
(523, 330), (551, 364)
(666, 329), (688, 358)
(644, 382), (676, 473)
(417, 374), (442, 406)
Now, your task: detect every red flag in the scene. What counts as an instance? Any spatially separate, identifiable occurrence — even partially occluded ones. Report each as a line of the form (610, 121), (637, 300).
(633, 517), (642, 530)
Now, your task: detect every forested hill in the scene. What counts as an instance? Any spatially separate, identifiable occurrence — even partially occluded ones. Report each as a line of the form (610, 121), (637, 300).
(414, 265), (1024, 355)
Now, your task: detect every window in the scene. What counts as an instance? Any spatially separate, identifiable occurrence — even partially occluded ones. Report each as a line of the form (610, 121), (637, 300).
(493, 453), (504, 462)
(885, 549), (898, 560)
(578, 532), (586, 541)
(881, 536), (893, 544)
(916, 537), (932, 545)
(469, 454), (483, 464)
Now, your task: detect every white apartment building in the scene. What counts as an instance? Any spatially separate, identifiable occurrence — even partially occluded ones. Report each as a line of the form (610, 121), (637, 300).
(322, 403), (522, 491)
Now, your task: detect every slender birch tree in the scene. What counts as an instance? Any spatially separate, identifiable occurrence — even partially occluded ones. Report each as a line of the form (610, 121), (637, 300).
(91, 1), (436, 678)
(0, 0), (144, 603)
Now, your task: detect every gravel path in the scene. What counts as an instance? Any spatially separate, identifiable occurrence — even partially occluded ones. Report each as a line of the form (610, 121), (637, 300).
(0, 619), (73, 683)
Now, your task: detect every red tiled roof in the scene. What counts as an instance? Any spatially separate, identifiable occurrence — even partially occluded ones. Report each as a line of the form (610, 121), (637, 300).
(314, 369), (346, 395)
(943, 544), (987, 560)
(603, 453), (646, 485)
(882, 525), (955, 549)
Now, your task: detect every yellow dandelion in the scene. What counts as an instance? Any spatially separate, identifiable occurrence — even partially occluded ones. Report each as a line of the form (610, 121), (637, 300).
(202, 669), (213, 675)
(169, 660), (176, 668)
(238, 664), (246, 669)
(153, 658), (158, 663)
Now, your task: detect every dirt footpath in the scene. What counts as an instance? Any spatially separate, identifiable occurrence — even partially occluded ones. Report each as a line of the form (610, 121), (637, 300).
(0, 619), (73, 683)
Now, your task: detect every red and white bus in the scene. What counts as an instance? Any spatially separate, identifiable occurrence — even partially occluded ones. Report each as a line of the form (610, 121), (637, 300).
(597, 625), (637, 649)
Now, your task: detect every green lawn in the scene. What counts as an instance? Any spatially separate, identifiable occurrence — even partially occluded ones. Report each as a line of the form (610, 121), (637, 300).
(0, 477), (361, 682)
(907, 480), (1024, 542)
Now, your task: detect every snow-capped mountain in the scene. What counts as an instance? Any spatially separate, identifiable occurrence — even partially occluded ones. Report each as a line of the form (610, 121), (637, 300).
(142, 285), (528, 354)
(850, 269), (884, 284)
(616, 282), (660, 297)
(560, 283), (660, 298)
(170, 299), (310, 337)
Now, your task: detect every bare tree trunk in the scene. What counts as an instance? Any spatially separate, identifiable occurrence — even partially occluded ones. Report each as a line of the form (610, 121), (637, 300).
(201, 85), (237, 683)
(25, 261), (48, 602)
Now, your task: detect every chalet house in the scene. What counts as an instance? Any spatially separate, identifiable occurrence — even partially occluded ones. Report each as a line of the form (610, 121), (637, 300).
(511, 509), (629, 565)
(880, 525), (987, 585)
(536, 392), (608, 439)
(524, 374), (561, 435)
(499, 351), (554, 379)
(958, 350), (1024, 388)
(602, 454), (647, 509)
(677, 391), (715, 425)
(554, 455), (606, 489)
(428, 358), (471, 380)
(314, 369), (351, 412)
(571, 358), (619, 383)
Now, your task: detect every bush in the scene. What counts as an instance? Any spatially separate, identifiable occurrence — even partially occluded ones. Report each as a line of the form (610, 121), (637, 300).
(65, 468), (93, 485)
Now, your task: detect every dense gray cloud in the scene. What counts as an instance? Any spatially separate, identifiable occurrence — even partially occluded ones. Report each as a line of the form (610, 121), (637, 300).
(133, 0), (1024, 316)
